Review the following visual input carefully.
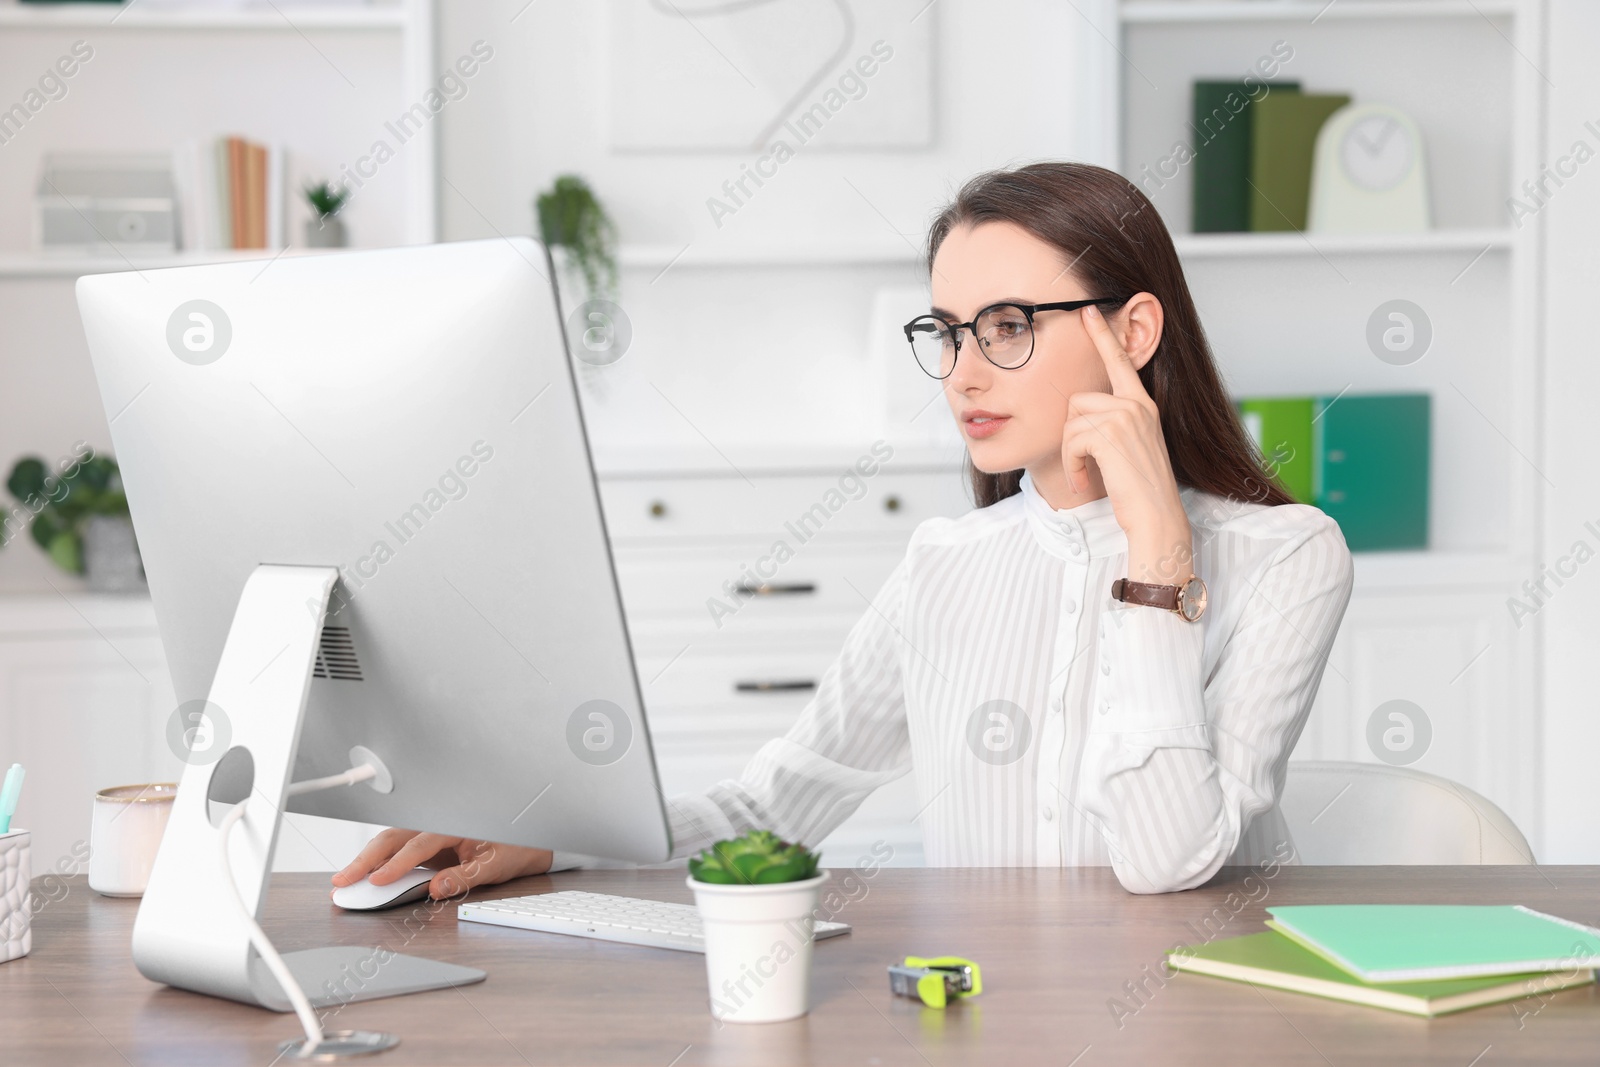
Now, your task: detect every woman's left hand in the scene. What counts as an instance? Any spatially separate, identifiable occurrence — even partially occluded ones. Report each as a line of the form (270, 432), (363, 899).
(1062, 302), (1193, 585)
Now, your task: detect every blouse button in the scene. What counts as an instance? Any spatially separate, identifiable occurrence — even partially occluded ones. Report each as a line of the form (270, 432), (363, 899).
(1041, 806), (1056, 822)
(1101, 661), (1110, 675)
(1099, 700), (1111, 715)
(1069, 542), (1082, 556)
(1063, 597), (1077, 614)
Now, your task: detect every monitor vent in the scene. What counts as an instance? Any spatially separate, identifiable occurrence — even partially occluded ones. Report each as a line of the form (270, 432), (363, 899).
(313, 625), (363, 681)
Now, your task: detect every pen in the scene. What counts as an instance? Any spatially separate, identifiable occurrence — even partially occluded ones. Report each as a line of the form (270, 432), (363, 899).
(0, 763), (24, 834)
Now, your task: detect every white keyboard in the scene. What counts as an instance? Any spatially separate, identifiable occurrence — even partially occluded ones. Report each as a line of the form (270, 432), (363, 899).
(457, 890), (851, 953)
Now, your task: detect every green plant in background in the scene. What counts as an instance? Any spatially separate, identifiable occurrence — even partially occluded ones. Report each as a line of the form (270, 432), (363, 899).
(303, 180), (351, 221)
(535, 174), (618, 301)
(688, 829), (820, 885)
(5, 454), (128, 574)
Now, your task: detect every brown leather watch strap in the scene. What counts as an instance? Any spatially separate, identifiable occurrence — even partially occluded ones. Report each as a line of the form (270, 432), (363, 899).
(1110, 577), (1179, 611)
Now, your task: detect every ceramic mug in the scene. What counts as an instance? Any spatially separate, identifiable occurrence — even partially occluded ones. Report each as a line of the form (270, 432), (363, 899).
(88, 783), (177, 897)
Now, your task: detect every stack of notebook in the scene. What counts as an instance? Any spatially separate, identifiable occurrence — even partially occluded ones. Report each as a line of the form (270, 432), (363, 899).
(170, 135), (290, 251)
(1191, 79), (1352, 233)
(1168, 905), (1600, 1017)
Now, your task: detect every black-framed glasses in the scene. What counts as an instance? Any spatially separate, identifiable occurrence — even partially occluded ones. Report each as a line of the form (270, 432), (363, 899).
(903, 297), (1126, 380)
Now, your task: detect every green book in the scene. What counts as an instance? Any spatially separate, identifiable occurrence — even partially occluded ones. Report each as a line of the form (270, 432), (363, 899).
(1191, 80), (1300, 232)
(1265, 905), (1600, 982)
(1247, 91), (1351, 231)
(1168, 930), (1594, 1016)
(1237, 396), (1314, 503)
(1314, 392), (1429, 551)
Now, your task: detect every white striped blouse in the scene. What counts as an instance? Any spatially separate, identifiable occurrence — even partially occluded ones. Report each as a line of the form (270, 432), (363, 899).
(652, 468), (1355, 893)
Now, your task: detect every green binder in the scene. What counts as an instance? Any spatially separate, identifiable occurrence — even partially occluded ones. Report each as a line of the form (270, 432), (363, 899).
(1313, 393), (1429, 551)
(1237, 396), (1314, 503)
(1191, 80), (1301, 233)
(1248, 91), (1351, 231)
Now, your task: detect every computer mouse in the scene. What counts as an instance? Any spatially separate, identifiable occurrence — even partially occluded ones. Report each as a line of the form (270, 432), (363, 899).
(331, 867), (437, 911)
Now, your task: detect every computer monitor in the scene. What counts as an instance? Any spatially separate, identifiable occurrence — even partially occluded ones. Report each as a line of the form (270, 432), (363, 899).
(76, 237), (672, 1014)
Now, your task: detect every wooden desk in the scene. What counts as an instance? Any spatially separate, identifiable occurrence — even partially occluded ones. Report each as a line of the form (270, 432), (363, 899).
(5, 866), (1600, 1065)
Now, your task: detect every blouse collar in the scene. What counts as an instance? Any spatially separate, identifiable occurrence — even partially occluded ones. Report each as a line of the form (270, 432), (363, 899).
(1016, 468), (1129, 562)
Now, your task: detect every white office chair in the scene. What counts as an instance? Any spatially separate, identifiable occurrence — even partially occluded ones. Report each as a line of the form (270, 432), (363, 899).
(1279, 761), (1535, 865)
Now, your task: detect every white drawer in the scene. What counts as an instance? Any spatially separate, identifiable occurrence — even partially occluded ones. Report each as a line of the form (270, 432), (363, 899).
(638, 645), (836, 726)
(613, 541), (906, 630)
(599, 469), (970, 542)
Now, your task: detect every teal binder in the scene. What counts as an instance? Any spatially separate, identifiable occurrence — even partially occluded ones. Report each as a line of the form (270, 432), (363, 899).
(1313, 393), (1429, 551)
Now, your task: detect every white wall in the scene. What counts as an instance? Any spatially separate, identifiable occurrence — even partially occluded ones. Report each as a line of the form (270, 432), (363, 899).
(431, 0), (1107, 449)
(1538, 0), (1600, 863)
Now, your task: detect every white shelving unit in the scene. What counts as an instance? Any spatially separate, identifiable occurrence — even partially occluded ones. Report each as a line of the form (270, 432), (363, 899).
(0, 0), (436, 249)
(1113, 0), (1546, 845)
(0, 3), (408, 29)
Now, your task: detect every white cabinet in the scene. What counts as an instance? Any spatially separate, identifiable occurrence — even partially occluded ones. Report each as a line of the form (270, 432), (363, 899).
(601, 461), (973, 868)
(1295, 577), (1533, 848)
(0, 597), (385, 875)
(0, 597), (175, 875)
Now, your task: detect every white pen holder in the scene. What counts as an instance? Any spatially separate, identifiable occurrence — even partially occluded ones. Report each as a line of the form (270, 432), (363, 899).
(0, 829), (31, 964)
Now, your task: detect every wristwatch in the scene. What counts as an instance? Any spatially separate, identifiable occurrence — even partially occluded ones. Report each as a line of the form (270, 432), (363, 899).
(1110, 573), (1208, 622)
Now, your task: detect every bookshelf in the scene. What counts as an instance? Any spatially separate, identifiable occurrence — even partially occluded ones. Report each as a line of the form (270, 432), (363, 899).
(0, 0), (437, 250)
(1112, 0), (1546, 845)
(0, 3), (409, 29)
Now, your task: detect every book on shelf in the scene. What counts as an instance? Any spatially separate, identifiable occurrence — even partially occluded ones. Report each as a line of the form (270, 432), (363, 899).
(171, 134), (303, 253)
(1190, 79), (1300, 233)
(1248, 90), (1352, 232)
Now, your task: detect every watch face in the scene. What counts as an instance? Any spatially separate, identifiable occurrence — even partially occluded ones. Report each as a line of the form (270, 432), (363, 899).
(1179, 576), (1207, 621)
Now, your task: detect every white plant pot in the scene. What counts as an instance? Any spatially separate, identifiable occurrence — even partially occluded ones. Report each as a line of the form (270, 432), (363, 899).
(688, 871), (828, 1024)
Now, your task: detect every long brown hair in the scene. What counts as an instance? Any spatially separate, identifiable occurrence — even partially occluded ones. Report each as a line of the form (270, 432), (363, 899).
(925, 161), (1294, 510)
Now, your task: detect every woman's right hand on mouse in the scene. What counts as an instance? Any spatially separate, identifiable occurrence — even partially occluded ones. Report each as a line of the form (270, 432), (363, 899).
(331, 827), (553, 900)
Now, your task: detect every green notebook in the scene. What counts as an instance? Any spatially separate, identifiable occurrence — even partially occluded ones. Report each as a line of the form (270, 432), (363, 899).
(1265, 905), (1600, 982)
(1248, 91), (1351, 231)
(1237, 396), (1314, 503)
(1314, 392), (1429, 551)
(1191, 80), (1301, 233)
(1168, 930), (1593, 1016)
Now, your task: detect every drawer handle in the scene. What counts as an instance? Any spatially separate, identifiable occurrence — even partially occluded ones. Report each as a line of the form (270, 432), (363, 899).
(734, 680), (817, 693)
(734, 582), (816, 597)
(884, 494), (902, 512)
(648, 500), (668, 518)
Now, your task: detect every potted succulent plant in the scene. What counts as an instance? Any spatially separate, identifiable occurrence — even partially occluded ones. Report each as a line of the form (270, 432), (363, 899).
(5, 453), (144, 592)
(302, 180), (350, 248)
(687, 830), (828, 1024)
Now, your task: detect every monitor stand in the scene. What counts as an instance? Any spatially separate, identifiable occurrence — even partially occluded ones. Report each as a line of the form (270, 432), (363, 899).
(131, 564), (486, 1016)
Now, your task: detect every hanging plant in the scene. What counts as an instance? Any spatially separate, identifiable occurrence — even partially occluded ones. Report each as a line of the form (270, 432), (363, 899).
(535, 174), (618, 302)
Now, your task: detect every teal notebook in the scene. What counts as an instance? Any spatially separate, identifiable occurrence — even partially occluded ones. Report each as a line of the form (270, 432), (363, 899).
(1168, 930), (1594, 1017)
(1265, 905), (1600, 982)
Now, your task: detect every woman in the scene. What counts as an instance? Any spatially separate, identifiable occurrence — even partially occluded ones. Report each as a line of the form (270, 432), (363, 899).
(332, 161), (1353, 898)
